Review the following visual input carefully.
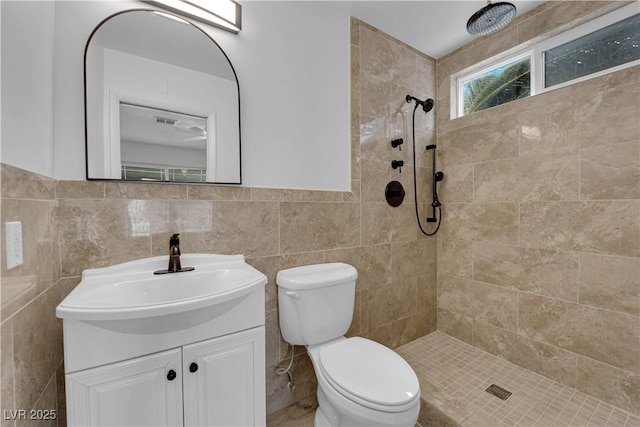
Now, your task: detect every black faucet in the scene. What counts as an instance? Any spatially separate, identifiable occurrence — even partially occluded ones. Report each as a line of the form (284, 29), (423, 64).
(168, 233), (182, 272)
(154, 233), (194, 275)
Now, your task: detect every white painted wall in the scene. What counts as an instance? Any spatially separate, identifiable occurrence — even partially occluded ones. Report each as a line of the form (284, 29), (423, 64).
(10, 0), (347, 190)
(1, 1), (56, 177)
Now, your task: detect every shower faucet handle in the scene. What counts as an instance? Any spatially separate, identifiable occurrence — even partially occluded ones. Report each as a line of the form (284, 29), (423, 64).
(391, 138), (404, 151)
(391, 160), (404, 173)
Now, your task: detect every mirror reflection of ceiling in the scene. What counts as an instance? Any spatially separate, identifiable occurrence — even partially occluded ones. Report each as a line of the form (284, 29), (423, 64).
(91, 10), (235, 81)
(119, 104), (207, 151)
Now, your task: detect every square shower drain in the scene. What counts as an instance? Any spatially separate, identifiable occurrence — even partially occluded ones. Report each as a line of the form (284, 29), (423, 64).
(485, 384), (512, 401)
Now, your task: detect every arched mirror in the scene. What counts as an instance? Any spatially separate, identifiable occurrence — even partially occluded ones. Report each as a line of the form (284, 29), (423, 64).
(85, 9), (241, 184)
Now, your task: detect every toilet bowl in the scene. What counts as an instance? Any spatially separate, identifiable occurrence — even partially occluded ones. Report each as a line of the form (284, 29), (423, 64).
(276, 263), (421, 427)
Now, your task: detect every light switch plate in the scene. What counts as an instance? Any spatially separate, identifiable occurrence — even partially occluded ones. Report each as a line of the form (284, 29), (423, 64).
(5, 221), (23, 269)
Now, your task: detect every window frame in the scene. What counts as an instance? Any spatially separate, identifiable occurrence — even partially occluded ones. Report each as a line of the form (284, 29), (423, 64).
(453, 3), (640, 119)
(457, 50), (534, 118)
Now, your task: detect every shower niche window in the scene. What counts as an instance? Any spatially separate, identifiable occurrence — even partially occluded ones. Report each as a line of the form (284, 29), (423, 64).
(119, 104), (209, 182)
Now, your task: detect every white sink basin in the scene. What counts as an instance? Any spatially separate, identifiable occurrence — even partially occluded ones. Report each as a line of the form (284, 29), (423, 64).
(56, 254), (267, 332)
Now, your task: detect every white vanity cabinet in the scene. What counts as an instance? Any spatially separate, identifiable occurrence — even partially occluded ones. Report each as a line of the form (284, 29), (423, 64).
(183, 328), (265, 426)
(67, 348), (184, 426)
(57, 254), (268, 427)
(66, 327), (265, 427)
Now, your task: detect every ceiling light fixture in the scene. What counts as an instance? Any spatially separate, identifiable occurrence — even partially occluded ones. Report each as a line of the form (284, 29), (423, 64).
(145, 0), (241, 34)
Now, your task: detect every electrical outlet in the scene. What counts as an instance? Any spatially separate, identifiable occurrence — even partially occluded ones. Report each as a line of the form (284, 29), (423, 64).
(5, 221), (23, 269)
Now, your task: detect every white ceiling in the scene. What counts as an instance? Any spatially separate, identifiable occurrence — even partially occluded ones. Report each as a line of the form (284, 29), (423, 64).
(277, 1), (546, 59)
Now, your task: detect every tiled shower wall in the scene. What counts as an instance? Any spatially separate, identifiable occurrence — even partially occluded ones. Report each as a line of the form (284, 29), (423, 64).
(435, 1), (639, 416)
(0, 18), (438, 423)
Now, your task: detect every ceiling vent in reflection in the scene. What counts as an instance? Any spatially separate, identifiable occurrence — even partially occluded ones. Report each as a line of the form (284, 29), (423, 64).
(154, 116), (178, 126)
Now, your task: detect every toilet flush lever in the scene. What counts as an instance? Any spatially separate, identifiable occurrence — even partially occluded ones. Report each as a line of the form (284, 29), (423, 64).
(285, 291), (300, 299)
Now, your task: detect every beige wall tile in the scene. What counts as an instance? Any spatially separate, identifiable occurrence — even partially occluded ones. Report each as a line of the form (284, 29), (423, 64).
(518, 293), (640, 374)
(520, 201), (640, 257)
(18, 373), (57, 427)
(12, 285), (62, 412)
(368, 276), (417, 328)
(360, 72), (390, 119)
(56, 180), (104, 199)
(440, 120), (518, 167)
(579, 253), (640, 316)
(1, 164), (56, 200)
(573, 80), (640, 148)
(580, 142), (640, 201)
(280, 202), (360, 254)
(1, 199), (57, 321)
(360, 202), (415, 245)
(391, 238), (436, 279)
(246, 252), (326, 314)
(576, 356), (640, 416)
(387, 310), (435, 348)
(439, 164), (473, 204)
(211, 201), (279, 258)
(325, 245), (391, 291)
(473, 243), (579, 302)
(437, 307), (473, 345)
(437, 239), (472, 279)
(516, 1), (611, 44)
(57, 199), (158, 276)
(516, 101), (580, 158)
(439, 202), (519, 245)
(438, 274), (518, 332)
(187, 184), (251, 201)
(474, 154), (579, 203)
(473, 321), (577, 387)
(1, 321), (14, 427)
(105, 182), (188, 200)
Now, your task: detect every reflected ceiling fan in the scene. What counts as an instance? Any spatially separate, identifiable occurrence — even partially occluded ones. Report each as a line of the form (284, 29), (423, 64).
(154, 115), (207, 142)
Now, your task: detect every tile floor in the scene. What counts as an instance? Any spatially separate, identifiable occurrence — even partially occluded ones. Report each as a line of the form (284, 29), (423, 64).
(267, 396), (317, 426)
(266, 332), (640, 427)
(396, 332), (640, 427)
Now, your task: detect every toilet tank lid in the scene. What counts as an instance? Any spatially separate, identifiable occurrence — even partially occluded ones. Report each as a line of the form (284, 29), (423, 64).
(276, 263), (357, 290)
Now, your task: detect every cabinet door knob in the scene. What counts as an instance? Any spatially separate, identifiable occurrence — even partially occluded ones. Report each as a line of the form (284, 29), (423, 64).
(189, 362), (199, 373)
(167, 369), (177, 381)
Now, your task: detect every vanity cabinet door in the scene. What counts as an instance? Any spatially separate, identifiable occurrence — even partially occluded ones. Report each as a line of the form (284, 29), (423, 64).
(182, 326), (266, 427)
(66, 348), (183, 427)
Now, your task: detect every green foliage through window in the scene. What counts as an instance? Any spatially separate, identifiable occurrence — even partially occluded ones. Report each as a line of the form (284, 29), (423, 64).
(462, 57), (531, 115)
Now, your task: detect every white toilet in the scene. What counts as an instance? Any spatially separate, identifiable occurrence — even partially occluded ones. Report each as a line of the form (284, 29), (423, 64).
(276, 263), (420, 427)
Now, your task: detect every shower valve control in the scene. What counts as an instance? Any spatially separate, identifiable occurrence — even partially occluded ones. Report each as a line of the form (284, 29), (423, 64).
(391, 138), (404, 150)
(391, 160), (404, 173)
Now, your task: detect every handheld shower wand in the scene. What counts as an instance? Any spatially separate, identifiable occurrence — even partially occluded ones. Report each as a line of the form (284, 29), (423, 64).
(406, 94), (442, 236)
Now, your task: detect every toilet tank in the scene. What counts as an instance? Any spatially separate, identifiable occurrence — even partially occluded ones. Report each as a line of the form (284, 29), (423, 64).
(276, 263), (357, 346)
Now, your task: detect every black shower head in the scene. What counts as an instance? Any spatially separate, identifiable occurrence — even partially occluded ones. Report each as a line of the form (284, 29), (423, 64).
(467, 1), (517, 36)
(406, 95), (434, 113)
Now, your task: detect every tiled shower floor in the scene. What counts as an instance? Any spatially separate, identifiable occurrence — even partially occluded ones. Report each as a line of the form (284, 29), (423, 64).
(266, 332), (640, 427)
(396, 332), (640, 427)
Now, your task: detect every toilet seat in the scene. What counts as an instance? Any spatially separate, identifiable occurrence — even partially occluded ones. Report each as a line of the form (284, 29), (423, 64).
(318, 337), (420, 413)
